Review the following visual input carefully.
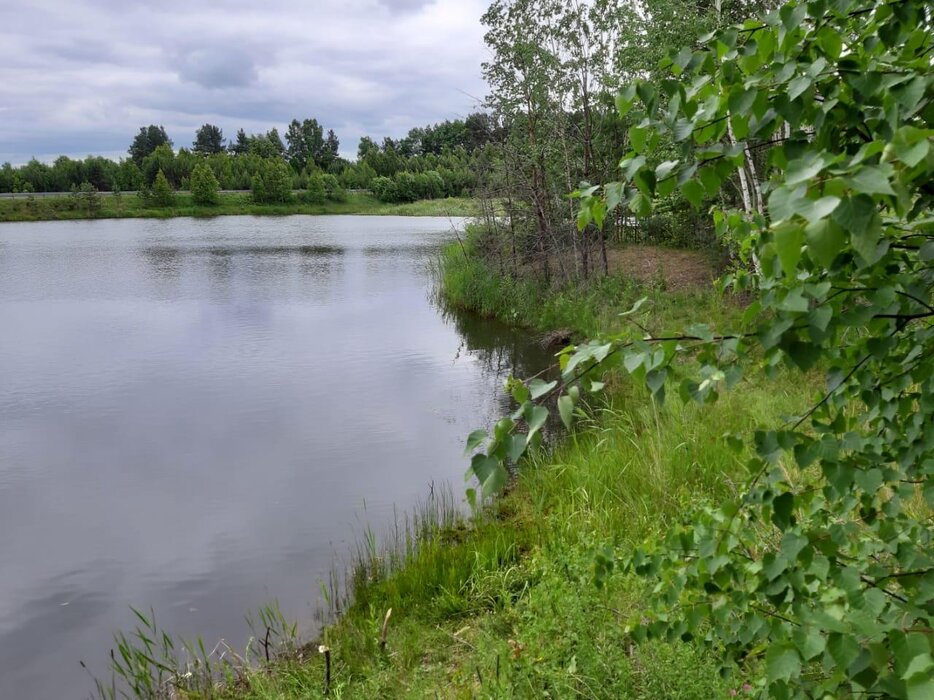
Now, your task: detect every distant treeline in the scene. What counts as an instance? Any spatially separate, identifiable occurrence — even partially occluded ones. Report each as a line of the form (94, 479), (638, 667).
(0, 114), (497, 203)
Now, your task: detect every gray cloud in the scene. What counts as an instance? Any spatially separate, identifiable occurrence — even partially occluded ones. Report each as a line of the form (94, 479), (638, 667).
(0, 0), (490, 163)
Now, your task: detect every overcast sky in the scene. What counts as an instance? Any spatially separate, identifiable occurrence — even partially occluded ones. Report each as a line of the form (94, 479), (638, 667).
(0, 0), (491, 165)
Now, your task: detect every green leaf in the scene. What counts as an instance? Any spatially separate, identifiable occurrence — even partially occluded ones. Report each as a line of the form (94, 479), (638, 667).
(508, 377), (530, 405)
(765, 642), (801, 683)
(464, 430), (488, 455)
(771, 492), (795, 529)
(529, 378), (557, 400)
(629, 192), (653, 217)
(798, 196), (841, 224)
(655, 160), (679, 180)
(557, 395), (574, 430)
(806, 219), (845, 266)
(831, 195), (882, 263)
(817, 26), (843, 60)
(682, 179), (704, 208)
(605, 182), (624, 213)
(621, 296), (649, 317)
(846, 165), (896, 196)
(891, 126), (931, 167)
(774, 223), (804, 276)
(793, 628), (826, 661)
(827, 633), (859, 668)
(628, 126), (649, 153)
(779, 288), (809, 313)
(507, 434), (527, 463)
(526, 405), (549, 443)
(698, 166), (721, 195)
(902, 653), (934, 681)
(907, 674), (934, 700)
(672, 118), (694, 142)
(615, 85), (636, 117)
(788, 75), (812, 100)
(768, 185), (807, 223)
(786, 341), (820, 370)
(471, 454), (507, 496)
(785, 153), (827, 186)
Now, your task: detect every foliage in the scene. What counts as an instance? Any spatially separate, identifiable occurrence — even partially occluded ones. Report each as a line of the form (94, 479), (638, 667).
(129, 125), (172, 165)
(466, 0), (934, 697)
(189, 162), (220, 205)
(149, 169), (175, 208)
(193, 124), (226, 155)
(320, 173), (347, 202)
(69, 181), (102, 216)
(0, 191), (478, 223)
(251, 159), (293, 204)
(301, 174), (327, 204)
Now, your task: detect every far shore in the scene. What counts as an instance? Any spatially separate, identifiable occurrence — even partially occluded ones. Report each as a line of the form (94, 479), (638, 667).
(0, 191), (478, 223)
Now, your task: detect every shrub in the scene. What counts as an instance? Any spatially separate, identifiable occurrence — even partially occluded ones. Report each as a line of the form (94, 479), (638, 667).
(321, 174), (347, 202)
(301, 174), (327, 205)
(189, 163), (220, 206)
(150, 169), (175, 207)
(371, 176), (397, 203)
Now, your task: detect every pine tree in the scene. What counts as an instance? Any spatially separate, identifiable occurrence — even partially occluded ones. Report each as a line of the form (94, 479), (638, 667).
(190, 163), (220, 205)
(151, 169), (175, 207)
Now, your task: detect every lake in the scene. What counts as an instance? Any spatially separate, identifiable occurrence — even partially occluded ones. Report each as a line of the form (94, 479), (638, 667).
(0, 216), (550, 698)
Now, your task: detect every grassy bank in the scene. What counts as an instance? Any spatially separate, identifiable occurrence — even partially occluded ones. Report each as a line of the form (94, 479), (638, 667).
(230, 382), (805, 699)
(439, 235), (731, 338)
(0, 192), (478, 223)
(208, 244), (812, 698)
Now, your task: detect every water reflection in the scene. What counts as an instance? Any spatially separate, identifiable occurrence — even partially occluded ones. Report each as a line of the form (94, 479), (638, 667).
(0, 215), (548, 698)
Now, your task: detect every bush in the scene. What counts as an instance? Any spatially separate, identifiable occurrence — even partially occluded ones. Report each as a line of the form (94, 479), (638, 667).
(393, 172), (419, 203)
(150, 169), (175, 207)
(189, 163), (220, 205)
(371, 176), (396, 202)
(252, 159), (292, 204)
(321, 174), (347, 202)
(301, 174), (327, 205)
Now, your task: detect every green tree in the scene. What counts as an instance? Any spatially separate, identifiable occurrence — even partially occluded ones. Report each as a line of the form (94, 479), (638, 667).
(229, 128), (250, 156)
(192, 124), (225, 155)
(129, 125), (172, 165)
(189, 162), (220, 205)
(302, 173), (327, 204)
(150, 169), (175, 207)
(141, 144), (177, 186)
(471, 0), (934, 697)
(251, 159), (292, 204)
(286, 118), (326, 170)
(322, 129), (340, 169)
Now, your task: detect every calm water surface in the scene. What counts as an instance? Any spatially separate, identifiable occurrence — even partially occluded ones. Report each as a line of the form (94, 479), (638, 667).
(0, 216), (549, 698)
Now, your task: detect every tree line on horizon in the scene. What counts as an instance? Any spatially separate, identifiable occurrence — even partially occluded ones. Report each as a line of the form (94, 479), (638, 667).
(0, 113), (496, 204)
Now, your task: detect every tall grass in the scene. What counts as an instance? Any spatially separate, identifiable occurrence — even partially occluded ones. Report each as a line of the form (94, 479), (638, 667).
(227, 363), (811, 698)
(438, 238), (735, 338)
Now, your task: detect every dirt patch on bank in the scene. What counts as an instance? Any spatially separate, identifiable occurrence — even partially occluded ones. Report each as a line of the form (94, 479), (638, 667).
(606, 246), (721, 291)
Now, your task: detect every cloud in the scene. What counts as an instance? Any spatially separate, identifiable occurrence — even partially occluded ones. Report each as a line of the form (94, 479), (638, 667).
(0, 0), (490, 164)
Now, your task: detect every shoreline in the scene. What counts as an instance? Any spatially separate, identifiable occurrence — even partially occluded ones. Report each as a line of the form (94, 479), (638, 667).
(191, 243), (809, 697)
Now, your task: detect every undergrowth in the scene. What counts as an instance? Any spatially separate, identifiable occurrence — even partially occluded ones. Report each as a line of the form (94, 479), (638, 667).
(438, 237), (733, 338)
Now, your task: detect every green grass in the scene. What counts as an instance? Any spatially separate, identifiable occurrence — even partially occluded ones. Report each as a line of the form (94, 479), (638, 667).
(0, 192), (479, 222)
(438, 240), (734, 338)
(227, 369), (809, 699)
(217, 249), (814, 699)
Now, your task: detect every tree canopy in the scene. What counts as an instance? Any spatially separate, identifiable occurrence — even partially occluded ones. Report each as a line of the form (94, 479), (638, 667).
(129, 125), (172, 165)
